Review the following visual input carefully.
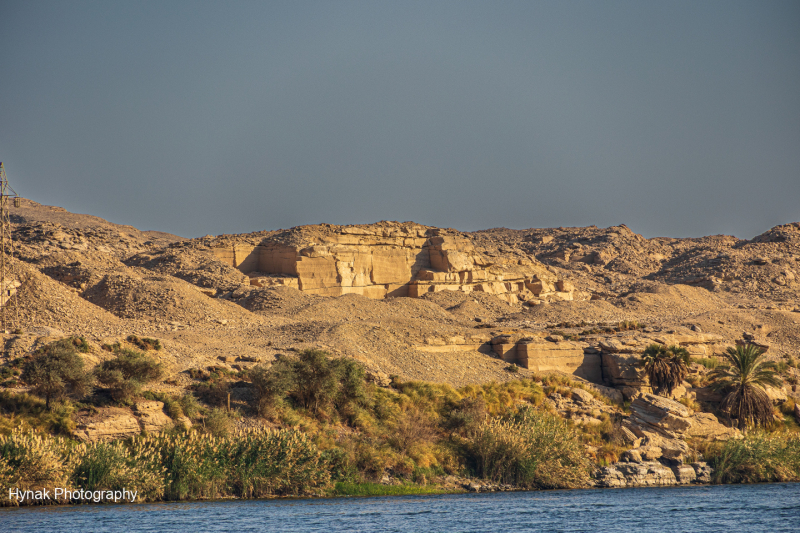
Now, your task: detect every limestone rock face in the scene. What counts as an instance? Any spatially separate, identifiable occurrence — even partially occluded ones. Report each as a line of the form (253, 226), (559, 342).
(691, 462), (714, 483)
(670, 464), (697, 484)
(133, 400), (173, 433)
(73, 401), (173, 442)
(687, 412), (738, 440)
(210, 222), (575, 303)
(73, 407), (142, 442)
(622, 393), (698, 461)
(517, 340), (602, 382)
(595, 332), (724, 390)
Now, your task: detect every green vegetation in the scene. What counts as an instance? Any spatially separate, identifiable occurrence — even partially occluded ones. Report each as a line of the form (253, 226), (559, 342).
(4, 339), (797, 504)
(331, 482), (444, 496)
(708, 344), (782, 429)
(249, 349), (367, 418)
(691, 357), (719, 370)
(20, 338), (93, 409)
(469, 408), (590, 488)
(126, 335), (163, 351)
(96, 346), (164, 404)
(641, 344), (690, 396)
(0, 427), (330, 504)
(705, 431), (800, 484)
(0, 391), (76, 436)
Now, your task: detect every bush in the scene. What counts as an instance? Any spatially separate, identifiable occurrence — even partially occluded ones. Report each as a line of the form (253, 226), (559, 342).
(96, 347), (163, 404)
(468, 408), (591, 489)
(222, 428), (330, 497)
(202, 408), (234, 437)
(21, 338), (93, 409)
(126, 335), (162, 351)
(250, 350), (367, 420)
(692, 357), (719, 370)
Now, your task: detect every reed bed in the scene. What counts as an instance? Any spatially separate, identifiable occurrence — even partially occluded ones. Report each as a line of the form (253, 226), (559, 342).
(0, 427), (329, 505)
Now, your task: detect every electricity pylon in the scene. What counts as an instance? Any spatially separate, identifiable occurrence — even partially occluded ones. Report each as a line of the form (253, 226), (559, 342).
(0, 162), (20, 332)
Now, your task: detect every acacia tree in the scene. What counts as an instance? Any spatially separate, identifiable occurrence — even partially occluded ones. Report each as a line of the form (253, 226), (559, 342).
(709, 344), (782, 429)
(641, 344), (690, 396)
(21, 338), (93, 409)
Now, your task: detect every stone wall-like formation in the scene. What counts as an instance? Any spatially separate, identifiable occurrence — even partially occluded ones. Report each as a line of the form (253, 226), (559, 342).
(211, 223), (578, 303)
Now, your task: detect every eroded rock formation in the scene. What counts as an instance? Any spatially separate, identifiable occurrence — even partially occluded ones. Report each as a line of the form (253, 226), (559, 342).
(210, 223), (578, 304)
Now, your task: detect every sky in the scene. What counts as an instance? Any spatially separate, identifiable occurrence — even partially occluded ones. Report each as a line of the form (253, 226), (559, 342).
(1, 1), (798, 240)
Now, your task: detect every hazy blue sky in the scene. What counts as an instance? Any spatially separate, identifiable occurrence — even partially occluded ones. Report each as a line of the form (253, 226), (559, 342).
(1, 1), (798, 239)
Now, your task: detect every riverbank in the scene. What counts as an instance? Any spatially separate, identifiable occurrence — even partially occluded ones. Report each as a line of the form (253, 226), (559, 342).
(2, 427), (798, 507)
(2, 350), (799, 507)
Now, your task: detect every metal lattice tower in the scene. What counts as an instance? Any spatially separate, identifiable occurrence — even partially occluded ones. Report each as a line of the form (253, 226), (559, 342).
(0, 162), (20, 332)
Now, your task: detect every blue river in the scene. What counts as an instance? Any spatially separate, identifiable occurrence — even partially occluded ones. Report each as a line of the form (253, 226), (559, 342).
(2, 483), (798, 532)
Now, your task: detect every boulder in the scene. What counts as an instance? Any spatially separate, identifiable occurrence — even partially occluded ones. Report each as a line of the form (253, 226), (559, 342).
(691, 462), (714, 483)
(594, 462), (677, 488)
(625, 393), (693, 439)
(687, 412), (738, 440)
(73, 407), (141, 442)
(670, 465), (697, 484)
(133, 400), (173, 433)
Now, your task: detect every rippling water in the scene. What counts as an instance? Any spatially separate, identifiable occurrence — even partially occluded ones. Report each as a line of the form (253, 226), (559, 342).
(2, 483), (798, 532)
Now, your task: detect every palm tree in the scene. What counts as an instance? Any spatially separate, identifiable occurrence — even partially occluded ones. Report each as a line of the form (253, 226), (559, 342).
(708, 344), (782, 429)
(641, 344), (690, 396)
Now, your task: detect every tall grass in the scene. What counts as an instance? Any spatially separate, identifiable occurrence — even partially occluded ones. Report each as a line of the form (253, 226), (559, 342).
(469, 409), (591, 489)
(0, 427), (330, 504)
(0, 429), (73, 504)
(708, 432), (800, 484)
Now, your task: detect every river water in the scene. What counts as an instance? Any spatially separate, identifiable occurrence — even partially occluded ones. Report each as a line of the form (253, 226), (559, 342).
(2, 483), (798, 532)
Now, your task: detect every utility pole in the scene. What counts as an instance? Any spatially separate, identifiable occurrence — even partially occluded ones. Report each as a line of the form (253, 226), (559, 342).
(0, 162), (20, 332)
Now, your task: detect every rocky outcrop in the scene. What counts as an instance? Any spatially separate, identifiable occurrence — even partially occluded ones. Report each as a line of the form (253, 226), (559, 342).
(73, 407), (142, 442)
(542, 387), (616, 426)
(595, 332), (725, 391)
(594, 462), (677, 488)
(686, 412), (739, 440)
(594, 459), (713, 488)
(133, 400), (173, 433)
(210, 223), (579, 303)
(73, 401), (173, 442)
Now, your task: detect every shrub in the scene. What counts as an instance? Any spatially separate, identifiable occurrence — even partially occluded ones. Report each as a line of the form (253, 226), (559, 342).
(126, 335), (162, 351)
(250, 350), (367, 420)
(692, 357), (719, 370)
(96, 348), (163, 404)
(390, 406), (437, 453)
(21, 338), (93, 409)
(222, 428), (330, 497)
(468, 408), (591, 489)
(443, 396), (487, 436)
(202, 408), (234, 437)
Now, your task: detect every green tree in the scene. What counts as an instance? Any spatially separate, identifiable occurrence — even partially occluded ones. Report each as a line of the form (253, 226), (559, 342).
(21, 338), (93, 409)
(708, 344), (782, 429)
(641, 344), (690, 396)
(250, 349), (367, 419)
(96, 347), (163, 403)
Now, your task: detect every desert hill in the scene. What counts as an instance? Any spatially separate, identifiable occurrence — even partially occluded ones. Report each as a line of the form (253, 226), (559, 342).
(3, 198), (800, 396)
